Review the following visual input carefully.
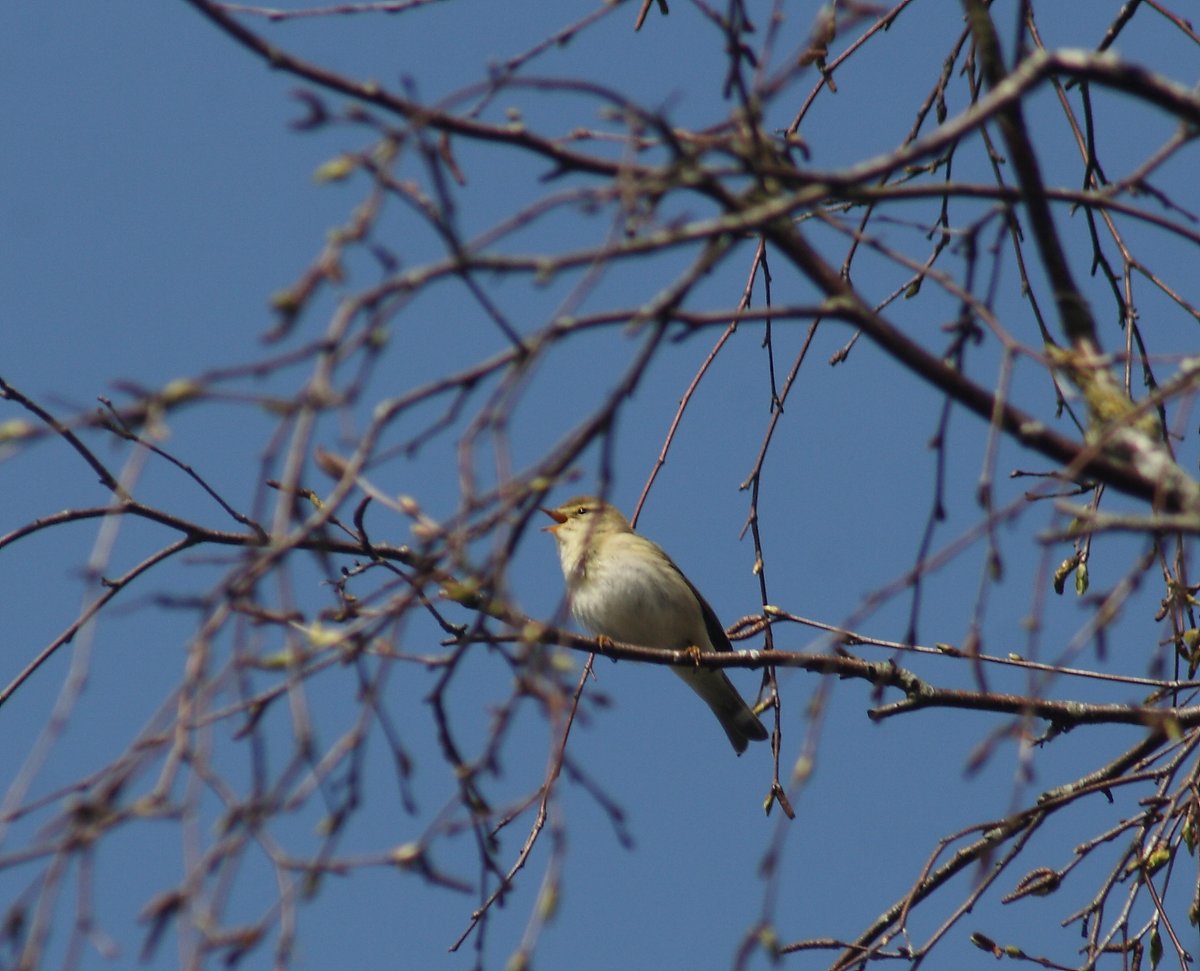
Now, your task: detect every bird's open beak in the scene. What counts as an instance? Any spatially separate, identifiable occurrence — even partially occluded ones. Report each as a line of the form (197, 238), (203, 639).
(539, 507), (566, 533)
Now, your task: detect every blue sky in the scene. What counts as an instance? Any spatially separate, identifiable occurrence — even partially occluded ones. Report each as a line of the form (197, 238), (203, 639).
(3, 1), (1199, 969)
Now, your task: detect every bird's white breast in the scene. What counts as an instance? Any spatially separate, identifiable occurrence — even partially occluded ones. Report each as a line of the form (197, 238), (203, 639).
(567, 533), (708, 650)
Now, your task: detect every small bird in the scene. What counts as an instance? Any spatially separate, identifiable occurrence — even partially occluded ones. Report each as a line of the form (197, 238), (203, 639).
(541, 496), (768, 754)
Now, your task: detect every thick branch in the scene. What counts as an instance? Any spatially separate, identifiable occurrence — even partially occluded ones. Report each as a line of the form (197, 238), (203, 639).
(484, 609), (1200, 732)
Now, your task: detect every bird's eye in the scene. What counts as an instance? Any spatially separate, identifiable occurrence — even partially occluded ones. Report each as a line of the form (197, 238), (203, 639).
(576, 506), (589, 516)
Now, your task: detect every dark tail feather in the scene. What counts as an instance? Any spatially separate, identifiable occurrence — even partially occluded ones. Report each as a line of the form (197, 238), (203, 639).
(674, 667), (768, 755)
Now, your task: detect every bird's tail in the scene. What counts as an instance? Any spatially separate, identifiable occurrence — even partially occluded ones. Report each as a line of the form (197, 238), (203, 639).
(673, 666), (768, 755)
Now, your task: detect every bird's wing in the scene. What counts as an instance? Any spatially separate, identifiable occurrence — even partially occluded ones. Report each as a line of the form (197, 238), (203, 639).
(668, 556), (735, 653)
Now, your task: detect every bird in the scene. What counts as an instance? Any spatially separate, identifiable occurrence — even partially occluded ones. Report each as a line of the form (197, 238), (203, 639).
(541, 495), (768, 754)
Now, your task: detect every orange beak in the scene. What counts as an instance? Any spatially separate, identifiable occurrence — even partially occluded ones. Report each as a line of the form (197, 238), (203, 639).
(540, 507), (566, 533)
